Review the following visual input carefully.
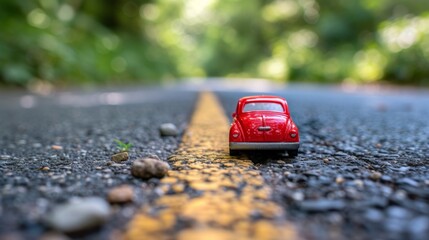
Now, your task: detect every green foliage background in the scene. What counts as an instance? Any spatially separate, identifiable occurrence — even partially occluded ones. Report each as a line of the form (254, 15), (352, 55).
(1, 0), (429, 87)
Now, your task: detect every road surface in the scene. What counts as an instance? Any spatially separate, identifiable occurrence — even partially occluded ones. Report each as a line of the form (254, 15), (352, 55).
(1, 80), (429, 239)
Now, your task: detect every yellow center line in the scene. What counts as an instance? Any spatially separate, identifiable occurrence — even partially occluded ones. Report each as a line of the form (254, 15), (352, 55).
(125, 92), (299, 240)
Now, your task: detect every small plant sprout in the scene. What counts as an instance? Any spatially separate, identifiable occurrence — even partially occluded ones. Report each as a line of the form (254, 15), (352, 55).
(115, 139), (133, 152)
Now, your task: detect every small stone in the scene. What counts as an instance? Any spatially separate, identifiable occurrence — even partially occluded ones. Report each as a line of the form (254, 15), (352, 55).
(380, 175), (393, 183)
(159, 123), (179, 136)
(51, 145), (63, 150)
(369, 171), (382, 181)
(409, 217), (429, 238)
(107, 185), (134, 203)
(95, 166), (103, 170)
(354, 179), (364, 188)
(336, 176), (345, 184)
(111, 152), (129, 162)
(387, 206), (412, 219)
(323, 158), (329, 163)
(397, 178), (419, 187)
(0, 155), (11, 160)
(131, 158), (170, 179)
(291, 191), (304, 201)
(45, 197), (110, 233)
(298, 199), (346, 212)
(40, 166), (50, 171)
(110, 163), (124, 168)
(33, 143), (42, 148)
(364, 208), (383, 222)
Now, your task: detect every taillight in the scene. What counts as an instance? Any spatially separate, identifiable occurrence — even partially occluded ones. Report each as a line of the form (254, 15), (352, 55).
(232, 132), (240, 138)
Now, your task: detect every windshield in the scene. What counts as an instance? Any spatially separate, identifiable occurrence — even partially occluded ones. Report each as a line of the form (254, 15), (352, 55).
(243, 102), (284, 112)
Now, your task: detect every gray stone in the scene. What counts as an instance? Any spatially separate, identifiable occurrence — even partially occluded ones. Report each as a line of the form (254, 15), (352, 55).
(131, 158), (170, 179)
(387, 206), (412, 219)
(397, 178), (419, 187)
(364, 208), (384, 222)
(380, 175), (393, 183)
(45, 197), (110, 233)
(159, 123), (179, 136)
(298, 199), (346, 212)
(0, 155), (11, 160)
(408, 217), (429, 239)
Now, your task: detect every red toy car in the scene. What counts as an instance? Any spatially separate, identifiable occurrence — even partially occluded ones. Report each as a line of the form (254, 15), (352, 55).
(229, 95), (300, 157)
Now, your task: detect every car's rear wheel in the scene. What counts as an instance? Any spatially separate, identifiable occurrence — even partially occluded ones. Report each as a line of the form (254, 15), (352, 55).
(230, 149), (240, 156)
(287, 150), (298, 157)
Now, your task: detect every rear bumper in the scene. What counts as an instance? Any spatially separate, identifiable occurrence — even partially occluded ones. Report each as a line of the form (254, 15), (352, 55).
(230, 142), (299, 150)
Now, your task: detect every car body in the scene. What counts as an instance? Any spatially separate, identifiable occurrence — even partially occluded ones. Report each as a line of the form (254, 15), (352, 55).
(229, 95), (299, 157)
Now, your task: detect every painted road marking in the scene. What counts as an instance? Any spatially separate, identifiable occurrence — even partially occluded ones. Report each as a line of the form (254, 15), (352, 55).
(125, 92), (298, 240)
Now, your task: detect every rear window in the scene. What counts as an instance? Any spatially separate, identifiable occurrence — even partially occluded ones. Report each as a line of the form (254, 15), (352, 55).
(243, 102), (284, 112)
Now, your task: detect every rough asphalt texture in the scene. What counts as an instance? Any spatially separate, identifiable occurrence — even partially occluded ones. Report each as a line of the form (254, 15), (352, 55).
(0, 88), (197, 239)
(1, 84), (429, 239)
(218, 87), (429, 240)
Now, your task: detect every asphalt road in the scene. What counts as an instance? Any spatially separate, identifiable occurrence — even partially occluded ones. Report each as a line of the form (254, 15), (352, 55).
(1, 81), (429, 239)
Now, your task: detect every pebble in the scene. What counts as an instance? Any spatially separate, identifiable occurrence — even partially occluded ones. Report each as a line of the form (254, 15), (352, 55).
(111, 152), (129, 162)
(291, 191), (305, 201)
(107, 185), (134, 203)
(131, 157), (170, 179)
(40, 166), (50, 171)
(397, 178), (419, 187)
(45, 197), (111, 233)
(409, 216), (429, 238)
(0, 155), (11, 160)
(380, 175), (393, 183)
(364, 208), (384, 222)
(110, 163), (124, 167)
(298, 199), (346, 212)
(336, 176), (345, 184)
(353, 179), (364, 188)
(159, 123), (179, 136)
(387, 206), (412, 219)
(369, 171), (382, 181)
(51, 145), (63, 150)
(33, 143), (42, 148)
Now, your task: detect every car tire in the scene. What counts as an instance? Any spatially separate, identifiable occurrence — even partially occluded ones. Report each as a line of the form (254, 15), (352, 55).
(287, 150), (298, 157)
(230, 149), (240, 156)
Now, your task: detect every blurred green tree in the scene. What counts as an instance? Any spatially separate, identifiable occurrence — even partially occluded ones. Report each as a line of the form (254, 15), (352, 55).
(1, 0), (428, 87)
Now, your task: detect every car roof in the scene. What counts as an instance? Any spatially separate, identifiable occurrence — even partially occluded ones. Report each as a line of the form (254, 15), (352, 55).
(239, 95), (286, 103)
